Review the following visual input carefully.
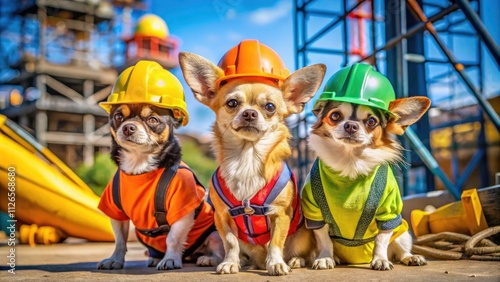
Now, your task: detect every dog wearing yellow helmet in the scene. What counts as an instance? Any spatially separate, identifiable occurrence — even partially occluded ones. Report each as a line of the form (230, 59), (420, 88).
(96, 61), (224, 271)
(302, 63), (430, 270)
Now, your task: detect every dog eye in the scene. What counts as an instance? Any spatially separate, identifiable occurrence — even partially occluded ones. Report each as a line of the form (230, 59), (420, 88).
(114, 113), (123, 122)
(226, 99), (238, 108)
(330, 112), (341, 122)
(148, 116), (160, 125)
(366, 117), (378, 128)
(264, 103), (276, 113)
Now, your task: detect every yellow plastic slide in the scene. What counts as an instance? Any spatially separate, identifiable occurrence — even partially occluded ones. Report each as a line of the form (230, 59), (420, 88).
(0, 115), (114, 242)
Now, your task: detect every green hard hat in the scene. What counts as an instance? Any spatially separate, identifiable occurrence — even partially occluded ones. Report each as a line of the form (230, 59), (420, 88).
(316, 63), (396, 114)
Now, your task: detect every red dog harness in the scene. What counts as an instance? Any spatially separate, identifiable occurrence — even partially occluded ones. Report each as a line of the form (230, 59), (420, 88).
(211, 163), (303, 245)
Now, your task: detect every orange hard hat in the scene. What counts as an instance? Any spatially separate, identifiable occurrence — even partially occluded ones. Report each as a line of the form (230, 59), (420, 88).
(216, 40), (290, 89)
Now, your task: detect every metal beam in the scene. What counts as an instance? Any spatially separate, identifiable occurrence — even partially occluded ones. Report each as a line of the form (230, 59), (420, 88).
(359, 4), (459, 63)
(44, 75), (84, 104)
(455, 0), (500, 66)
(301, 0), (366, 51)
(85, 85), (112, 105)
(406, 0), (500, 133)
(43, 131), (110, 146)
(405, 128), (461, 200)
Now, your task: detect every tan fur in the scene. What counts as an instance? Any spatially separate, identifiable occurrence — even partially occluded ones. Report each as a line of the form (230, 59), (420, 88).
(180, 51), (325, 275)
(387, 97), (431, 135)
(119, 104), (130, 118)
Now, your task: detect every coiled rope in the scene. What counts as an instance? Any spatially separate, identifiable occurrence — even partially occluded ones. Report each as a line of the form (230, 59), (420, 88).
(412, 226), (500, 261)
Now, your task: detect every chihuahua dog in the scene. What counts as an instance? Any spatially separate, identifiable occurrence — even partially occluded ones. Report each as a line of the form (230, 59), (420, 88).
(302, 63), (429, 271)
(179, 42), (326, 275)
(96, 102), (224, 270)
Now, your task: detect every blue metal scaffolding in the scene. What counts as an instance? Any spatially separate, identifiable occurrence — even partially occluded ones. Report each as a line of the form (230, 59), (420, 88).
(292, 0), (500, 199)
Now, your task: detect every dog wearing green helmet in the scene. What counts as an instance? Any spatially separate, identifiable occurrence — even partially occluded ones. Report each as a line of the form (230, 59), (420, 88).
(301, 63), (430, 270)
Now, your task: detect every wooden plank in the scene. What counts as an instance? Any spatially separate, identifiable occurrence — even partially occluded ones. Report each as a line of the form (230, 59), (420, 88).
(477, 185), (500, 227)
(35, 61), (117, 84)
(44, 75), (84, 104)
(44, 131), (110, 146)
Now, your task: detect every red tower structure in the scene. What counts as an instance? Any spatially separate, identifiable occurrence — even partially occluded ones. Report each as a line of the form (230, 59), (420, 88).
(124, 14), (179, 69)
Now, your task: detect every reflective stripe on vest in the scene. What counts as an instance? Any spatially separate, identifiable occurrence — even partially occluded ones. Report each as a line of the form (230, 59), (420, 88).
(310, 158), (388, 247)
(211, 163), (303, 245)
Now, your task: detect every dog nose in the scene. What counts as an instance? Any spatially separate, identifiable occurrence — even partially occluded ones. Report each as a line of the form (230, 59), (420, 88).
(122, 124), (136, 136)
(242, 109), (258, 122)
(344, 121), (359, 134)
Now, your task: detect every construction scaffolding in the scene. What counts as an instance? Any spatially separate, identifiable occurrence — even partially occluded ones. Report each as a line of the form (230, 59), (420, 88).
(292, 0), (500, 198)
(0, 0), (117, 167)
(0, 0), (179, 168)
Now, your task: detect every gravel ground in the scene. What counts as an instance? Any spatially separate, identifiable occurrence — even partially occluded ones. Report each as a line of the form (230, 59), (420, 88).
(1, 241), (499, 281)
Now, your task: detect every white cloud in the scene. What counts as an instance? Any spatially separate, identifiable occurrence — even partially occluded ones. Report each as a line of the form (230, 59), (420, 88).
(227, 31), (243, 42)
(249, 1), (292, 25)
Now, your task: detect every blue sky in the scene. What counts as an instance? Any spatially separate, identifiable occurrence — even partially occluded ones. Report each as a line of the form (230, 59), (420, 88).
(151, 0), (300, 134)
(1, 0), (498, 135)
(145, 0), (499, 135)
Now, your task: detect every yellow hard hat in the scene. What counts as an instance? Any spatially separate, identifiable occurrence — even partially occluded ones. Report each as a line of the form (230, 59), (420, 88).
(134, 14), (169, 39)
(99, 60), (189, 126)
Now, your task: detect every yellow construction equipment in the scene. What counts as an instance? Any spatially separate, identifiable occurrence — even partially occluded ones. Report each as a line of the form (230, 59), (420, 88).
(0, 115), (114, 244)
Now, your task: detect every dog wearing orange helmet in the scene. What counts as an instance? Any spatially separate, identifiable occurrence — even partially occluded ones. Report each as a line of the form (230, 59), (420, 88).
(180, 40), (326, 275)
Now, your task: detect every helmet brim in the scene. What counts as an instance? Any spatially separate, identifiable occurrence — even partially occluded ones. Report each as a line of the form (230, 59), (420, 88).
(316, 96), (395, 116)
(99, 101), (189, 126)
(215, 73), (287, 89)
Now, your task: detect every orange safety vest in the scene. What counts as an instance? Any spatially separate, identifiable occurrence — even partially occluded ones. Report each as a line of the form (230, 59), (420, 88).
(98, 160), (215, 259)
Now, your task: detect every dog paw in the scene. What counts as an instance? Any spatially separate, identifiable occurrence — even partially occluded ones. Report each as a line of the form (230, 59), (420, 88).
(402, 255), (427, 266)
(156, 257), (182, 270)
(197, 255), (221, 267)
(216, 261), (240, 274)
(287, 257), (305, 269)
(96, 258), (124, 270)
(334, 255), (341, 265)
(312, 257), (335, 270)
(371, 259), (394, 271)
(267, 262), (290, 276)
(147, 257), (161, 267)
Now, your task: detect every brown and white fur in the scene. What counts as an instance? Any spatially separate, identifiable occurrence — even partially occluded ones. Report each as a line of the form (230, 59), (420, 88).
(96, 104), (224, 270)
(179, 52), (326, 275)
(309, 97), (430, 270)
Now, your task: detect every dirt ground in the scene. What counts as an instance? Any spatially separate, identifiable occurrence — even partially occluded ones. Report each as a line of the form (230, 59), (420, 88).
(1, 240), (499, 281)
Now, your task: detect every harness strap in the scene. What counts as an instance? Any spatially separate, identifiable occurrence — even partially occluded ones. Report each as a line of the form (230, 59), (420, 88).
(212, 163), (292, 217)
(211, 168), (234, 208)
(112, 171), (123, 212)
(179, 165), (207, 219)
(154, 159), (181, 227)
(264, 163), (292, 205)
(228, 206), (268, 217)
(310, 158), (389, 245)
(136, 225), (171, 238)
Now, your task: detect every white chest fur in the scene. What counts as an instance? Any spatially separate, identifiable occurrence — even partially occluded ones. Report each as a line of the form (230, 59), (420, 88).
(217, 133), (279, 201)
(119, 149), (156, 175)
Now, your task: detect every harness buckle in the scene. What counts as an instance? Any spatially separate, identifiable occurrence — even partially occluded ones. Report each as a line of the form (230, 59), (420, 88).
(242, 200), (255, 215)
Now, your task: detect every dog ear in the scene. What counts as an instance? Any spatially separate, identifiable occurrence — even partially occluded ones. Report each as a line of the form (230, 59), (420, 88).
(179, 52), (224, 107)
(312, 100), (328, 118)
(387, 96), (431, 135)
(282, 64), (326, 114)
